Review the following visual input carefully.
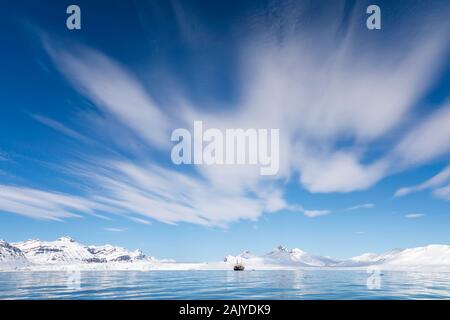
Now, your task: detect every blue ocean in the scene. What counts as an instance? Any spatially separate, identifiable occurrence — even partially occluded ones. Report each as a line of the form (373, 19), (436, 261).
(0, 270), (449, 299)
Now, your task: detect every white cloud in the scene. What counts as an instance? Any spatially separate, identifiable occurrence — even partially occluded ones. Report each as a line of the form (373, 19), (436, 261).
(393, 102), (450, 167)
(303, 210), (331, 218)
(232, 1), (450, 193)
(433, 185), (450, 201)
(285, 204), (332, 218)
(8, 2), (449, 227)
(128, 216), (152, 225)
(0, 184), (110, 221)
(104, 227), (127, 232)
(43, 41), (173, 149)
(0, 149), (9, 161)
(405, 213), (425, 219)
(38, 35), (294, 227)
(87, 161), (284, 227)
(347, 203), (374, 211)
(394, 164), (450, 198)
(295, 150), (388, 193)
(32, 114), (94, 145)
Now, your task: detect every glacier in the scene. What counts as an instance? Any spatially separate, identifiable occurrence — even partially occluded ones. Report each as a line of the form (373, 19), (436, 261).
(2, 237), (450, 271)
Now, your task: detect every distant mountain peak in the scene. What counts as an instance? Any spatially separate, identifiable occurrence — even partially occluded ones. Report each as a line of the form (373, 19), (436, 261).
(57, 236), (75, 242)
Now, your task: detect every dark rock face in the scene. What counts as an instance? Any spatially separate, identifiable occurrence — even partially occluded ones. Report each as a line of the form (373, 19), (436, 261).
(113, 256), (131, 262)
(35, 247), (63, 254)
(85, 257), (107, 263)
(0, 240), (29, 266)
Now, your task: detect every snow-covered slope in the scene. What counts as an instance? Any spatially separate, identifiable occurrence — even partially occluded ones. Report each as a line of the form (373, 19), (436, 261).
(338, 249), (403, 267)
(263, 245), (338, 267)
(12, 237), (153, 265)
(0, 240), (29, 269)
(384, 245), (450, 266)
(224, 246), (338, 267)
(223, 245), (450, 269)
(14, 237), (95, 265)
(224, 250), (257, 263)
(87, 244), (150, 263)
(340, 245), (450, 267)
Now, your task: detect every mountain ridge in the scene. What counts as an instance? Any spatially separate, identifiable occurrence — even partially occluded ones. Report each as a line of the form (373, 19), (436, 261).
(2, 237), (450, 271)
(8, 236), (154, 267)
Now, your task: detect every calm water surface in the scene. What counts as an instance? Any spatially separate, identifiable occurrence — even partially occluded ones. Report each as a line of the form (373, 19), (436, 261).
(0, 270), (449, 299)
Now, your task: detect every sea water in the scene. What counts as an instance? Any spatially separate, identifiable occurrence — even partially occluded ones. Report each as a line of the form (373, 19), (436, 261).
(0, 270), (449, 299)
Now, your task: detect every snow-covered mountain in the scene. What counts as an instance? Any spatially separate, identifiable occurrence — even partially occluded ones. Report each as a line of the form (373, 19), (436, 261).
(0, 240), (29, 269)
(223, 244), (450, 269)
(338, 249), (403, 267)
(263, 245), (338, 267)
(224, 250), (257, 263)
(87, 244), (150, 263)
(2, 237), (450, 271)
(224, 245), (338, 267)
(340, 245), (450, 267)
(12, 237), (153, 266)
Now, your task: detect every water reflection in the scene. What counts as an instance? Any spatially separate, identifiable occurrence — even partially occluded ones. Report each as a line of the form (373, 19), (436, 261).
(0, 270), (449, 299)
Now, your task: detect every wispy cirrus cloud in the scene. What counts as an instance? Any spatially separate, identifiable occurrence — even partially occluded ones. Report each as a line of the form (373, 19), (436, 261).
(0, 184), (111, 221)
(303, 210), (332, 218)
(391, 102), (450, 200)
(88, 161), (284, 227)
(104, 227), (127, 232)
(31, 114), (94, 145)
(128, 216), (152, 225)
(236, 1), (450, 193)
(5, 1), (450, 226)
(42, 40), (174, 150)
(395, 164), (450, 198)
(284, 204), (332, 218)
(393, 102), (450, 168)
(346, 203), (375, 211)
(433, 185), (450, 201)
(405, 213), (425, 219)
(0, 149), (9, 161)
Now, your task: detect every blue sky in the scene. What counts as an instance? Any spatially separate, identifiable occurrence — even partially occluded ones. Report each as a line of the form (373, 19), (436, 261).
(1, 0), (450, 262)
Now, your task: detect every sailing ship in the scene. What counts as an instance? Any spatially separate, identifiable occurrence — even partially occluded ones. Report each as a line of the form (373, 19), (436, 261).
(233, 257), (245, 271)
